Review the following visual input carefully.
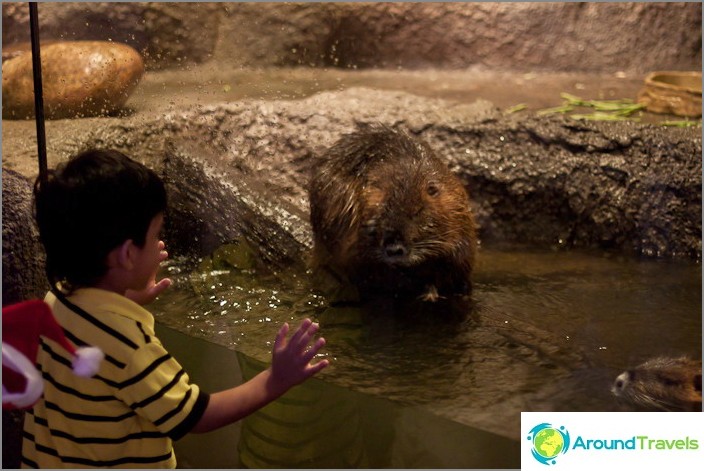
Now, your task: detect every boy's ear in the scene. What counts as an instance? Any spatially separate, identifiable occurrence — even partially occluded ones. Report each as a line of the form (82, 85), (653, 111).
(107, 240), (135, 270)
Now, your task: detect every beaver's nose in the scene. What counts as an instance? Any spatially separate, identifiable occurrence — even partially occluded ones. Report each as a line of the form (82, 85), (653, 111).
(384, 242), (407, 258)
(383, 230), (407, 258)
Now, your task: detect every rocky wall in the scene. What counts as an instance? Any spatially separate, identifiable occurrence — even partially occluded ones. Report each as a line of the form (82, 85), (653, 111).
(2, 2), (701, 73)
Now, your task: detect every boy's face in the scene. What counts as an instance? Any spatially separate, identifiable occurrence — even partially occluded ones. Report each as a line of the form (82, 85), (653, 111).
(131, 213), (165, 291)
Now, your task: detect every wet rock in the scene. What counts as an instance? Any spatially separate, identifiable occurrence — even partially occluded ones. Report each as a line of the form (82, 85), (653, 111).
(160, 139), (312, 268)
(1, 40), (61, 63)
(433, 115), (702, 259)
(1, 90), (701, 308)
(2, 41), (144, 119)
(1, 169), (48, 305)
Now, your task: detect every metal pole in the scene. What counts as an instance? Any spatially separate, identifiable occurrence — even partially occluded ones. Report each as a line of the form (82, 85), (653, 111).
(29, 2), (48, 184)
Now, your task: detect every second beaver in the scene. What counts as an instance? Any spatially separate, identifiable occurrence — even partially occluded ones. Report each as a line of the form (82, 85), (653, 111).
(611, 356), (702, 412)
(309, 124), (478, 302)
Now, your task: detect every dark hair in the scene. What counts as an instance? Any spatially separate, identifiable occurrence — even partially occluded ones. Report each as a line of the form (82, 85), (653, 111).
(33, 149), (167, 292)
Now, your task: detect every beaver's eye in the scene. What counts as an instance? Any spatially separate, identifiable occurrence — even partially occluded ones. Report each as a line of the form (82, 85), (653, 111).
(363, 219), (378, 236)
(427, 182), (440, 196)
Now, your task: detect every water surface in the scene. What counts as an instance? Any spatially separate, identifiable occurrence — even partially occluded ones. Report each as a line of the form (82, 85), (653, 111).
(151, 242), (702, 440)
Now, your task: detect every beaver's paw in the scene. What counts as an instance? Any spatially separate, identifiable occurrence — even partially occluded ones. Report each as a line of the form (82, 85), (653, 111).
(419, 285), (445, 302)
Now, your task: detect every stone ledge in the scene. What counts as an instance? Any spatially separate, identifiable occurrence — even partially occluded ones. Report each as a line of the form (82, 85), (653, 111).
(2, 89), (700, 307)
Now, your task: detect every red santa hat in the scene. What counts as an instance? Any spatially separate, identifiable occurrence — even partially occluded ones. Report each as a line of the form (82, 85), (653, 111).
(2, 299), (104, 410)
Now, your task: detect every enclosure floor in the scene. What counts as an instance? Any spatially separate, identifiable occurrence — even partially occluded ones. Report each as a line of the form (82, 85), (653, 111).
(130, 65), (647, 115)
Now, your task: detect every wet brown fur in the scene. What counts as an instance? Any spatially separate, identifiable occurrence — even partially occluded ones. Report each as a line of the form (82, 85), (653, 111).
(309, 124), (477, 301)
(612, 356), (702, 412)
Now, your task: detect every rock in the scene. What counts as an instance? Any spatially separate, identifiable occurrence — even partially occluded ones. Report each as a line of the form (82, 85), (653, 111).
(1, 169), (48, 306)
(2, 41), (144, 119)
(161, 139), (312, 267)
(2, 89), (701, 274)
(1, 40), (61, 63)
(2, 41), (31, 63)
(2, 3), (700, 73)
(1, 2), (220, 71)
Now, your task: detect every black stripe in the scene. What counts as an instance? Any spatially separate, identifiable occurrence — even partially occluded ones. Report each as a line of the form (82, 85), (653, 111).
(42, 371), (117, 402)
(61, 451), (174, 467)
(169, 390), (210, 440)
(154, 386), (192, 427)
(52, 288), (138, 349)
(21, 455), (39, 468)
(104, 354), (127, 369)
(40, 341), (121, 388)
(45, 400), (136, 422)
(30, 441), (173, 467)
(29, 412), (157, 445)
(29, 414), (47, 429)
(137, 321), (151, 343)
(42, 342), (181, 393)
(132, 369), (187, 410)
(62, 328), (126, 368)
(32, 442), (60, 458)
(49, 428), (166, 444)
(62, 327), (88, 347)
(119, 353), (172, 389)
(40, 338), (74, 369)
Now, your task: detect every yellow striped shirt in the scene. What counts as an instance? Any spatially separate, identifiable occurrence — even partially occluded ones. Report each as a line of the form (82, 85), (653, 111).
(21, 288), (209, 468)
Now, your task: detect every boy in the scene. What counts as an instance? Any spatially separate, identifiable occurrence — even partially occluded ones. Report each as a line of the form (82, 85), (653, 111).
(25, 149), (329, 468)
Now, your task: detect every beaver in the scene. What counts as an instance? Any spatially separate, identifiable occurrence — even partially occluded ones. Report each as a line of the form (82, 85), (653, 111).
(611, 356), (702, 412)
(308, 124), (477, 302)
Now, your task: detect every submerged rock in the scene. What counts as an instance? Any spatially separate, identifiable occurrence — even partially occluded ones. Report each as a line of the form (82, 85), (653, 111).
(2, 41), (144, 120)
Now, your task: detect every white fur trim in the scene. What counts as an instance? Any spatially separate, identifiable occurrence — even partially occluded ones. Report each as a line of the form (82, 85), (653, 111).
(1, 343), (44, 408)
(72, 346), (104, 377)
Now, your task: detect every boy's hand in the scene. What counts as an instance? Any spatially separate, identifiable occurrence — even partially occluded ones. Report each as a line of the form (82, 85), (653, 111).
(269, 319), (329, 394)
(126, 277), (171, 305)
(126, 241), (172, 305)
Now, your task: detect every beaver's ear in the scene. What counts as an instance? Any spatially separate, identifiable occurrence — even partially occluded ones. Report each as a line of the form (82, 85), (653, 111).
(694, 373), (702, 393)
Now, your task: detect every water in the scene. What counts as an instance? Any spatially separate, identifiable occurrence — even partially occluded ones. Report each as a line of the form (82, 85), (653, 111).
(150, 241), (702, 441)
(160, 324), (521, 468)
